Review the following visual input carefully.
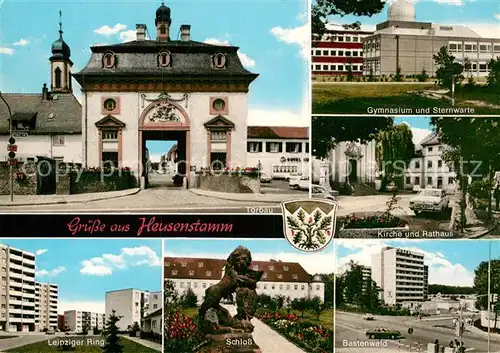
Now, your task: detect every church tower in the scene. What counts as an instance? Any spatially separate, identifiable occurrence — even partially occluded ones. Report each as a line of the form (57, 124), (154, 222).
(156, 2), (171, 41)
(49, 11), (73, 93)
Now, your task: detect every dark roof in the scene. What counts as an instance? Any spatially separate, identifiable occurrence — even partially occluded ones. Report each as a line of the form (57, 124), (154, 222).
(144, 308), (162, 319)
(164, 257), (315, 283)
(73, 40), (258, 84)
(248, 126), (309, 139)
(419, 132), (441, 146)
(0, 93), (81, 135)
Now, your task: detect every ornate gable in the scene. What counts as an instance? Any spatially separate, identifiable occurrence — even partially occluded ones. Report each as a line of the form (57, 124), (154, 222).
(95, 115), (126, 128)
(204, 115), (234, 129)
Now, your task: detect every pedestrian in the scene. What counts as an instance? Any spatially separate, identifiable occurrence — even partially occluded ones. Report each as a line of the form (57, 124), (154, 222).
(494, 184), (500, 211)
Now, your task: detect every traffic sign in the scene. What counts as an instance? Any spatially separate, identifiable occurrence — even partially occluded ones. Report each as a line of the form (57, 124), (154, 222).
(7, 144), (17, 152)
(8, 137), (15, 144)
(8, 158), (17, 166)
(12, 131), (28, 138)
(408, 328), (414, 335)
(8, 151), (16, 159)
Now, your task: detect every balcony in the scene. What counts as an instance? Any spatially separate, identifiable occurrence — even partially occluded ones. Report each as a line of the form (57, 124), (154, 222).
(9, 271), (22, 279)
(9, 317), (35, 323)
(23, 267), (35, 274)
(9, 263), (23, 271)
(9, 254), (23, 262)
(23, 293), (36, 299)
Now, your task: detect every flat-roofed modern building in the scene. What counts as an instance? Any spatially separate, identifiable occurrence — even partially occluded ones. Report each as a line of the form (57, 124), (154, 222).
(0, 244), (37, 332)
(372, 246), (426, 305)
(35, 282), (58, 331)
(105, 288), (152, 331)
(64, 310), (105, 332)
(363, 0), (500, 76)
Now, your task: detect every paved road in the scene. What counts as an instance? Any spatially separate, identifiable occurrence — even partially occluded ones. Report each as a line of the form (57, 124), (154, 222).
(0, 333), (58, 351)
(0, 188), (285, 213)
(336, 311), (500, 353)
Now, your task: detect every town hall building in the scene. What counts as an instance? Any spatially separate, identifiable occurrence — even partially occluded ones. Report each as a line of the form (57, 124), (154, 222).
(73, 3), (258, 186)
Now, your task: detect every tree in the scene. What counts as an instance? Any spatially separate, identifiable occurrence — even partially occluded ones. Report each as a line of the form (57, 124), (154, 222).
(103, 310), (124, 353)
(375, 123), (415, 190)
(433, 46), (463, 88)
(346, 62), (354, 82)
(275, 295), (285, 310)
(362, 277), (381, 312)
(181, 287), (198, 308)
(394, 67), (402, 82)
(164, 279), (179, 313)
(291, 298), (309, 318)
(474, 259), (500, 328)
(312, 116), (393, 159)
(318, 273), (334, 307)
(487, 57), (500, 88)
(342, 260), (364, 306)
(335, 274), (346, 308)
(309, 297), (325, 321)
(463, 57), (473, 85)
(312, 0), (385, 41)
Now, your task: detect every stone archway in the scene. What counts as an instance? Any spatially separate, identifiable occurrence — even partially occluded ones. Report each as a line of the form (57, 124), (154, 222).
(138, 95), (191, 187)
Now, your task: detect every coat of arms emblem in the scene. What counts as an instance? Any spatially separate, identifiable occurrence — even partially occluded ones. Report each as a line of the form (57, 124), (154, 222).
(281, 199), (337, 252)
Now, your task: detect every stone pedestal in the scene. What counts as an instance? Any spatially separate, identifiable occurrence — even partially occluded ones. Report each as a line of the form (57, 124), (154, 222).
(197, 332), (261, 353)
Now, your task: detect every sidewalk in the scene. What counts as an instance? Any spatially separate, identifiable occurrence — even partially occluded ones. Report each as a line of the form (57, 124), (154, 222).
(190, 188), (302, 204)
(0, 188), (140, 207)
(450, 198), (498, 238)
(119, 335), (162, 352)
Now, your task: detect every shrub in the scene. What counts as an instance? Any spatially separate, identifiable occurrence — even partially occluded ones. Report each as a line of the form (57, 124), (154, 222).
(416, 69), (429, 82)
(164, 311), (202, 352)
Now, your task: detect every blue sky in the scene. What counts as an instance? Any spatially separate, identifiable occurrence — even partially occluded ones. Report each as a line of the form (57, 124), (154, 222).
(0, 0), (309, 131)
(164, 239), (335, 275)
(335, 240), (500, 286)
(326, 0), (500, 39)
(0, 239), (162, 313)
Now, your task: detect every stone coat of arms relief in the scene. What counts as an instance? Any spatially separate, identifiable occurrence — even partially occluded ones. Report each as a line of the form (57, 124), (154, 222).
(149, 102), (182, 123)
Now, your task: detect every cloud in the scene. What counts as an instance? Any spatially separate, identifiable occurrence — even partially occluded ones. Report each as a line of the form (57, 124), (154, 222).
(495, 14), (500, 20)
(13, 39), (29, 46)
(165, 249), (334, 275)
(94, 24), (127, 36)
(119, 30), (137, 43)
(434, 0), (464, 6)
(58, 300), (105, 315)
(0, 47), (14, 55)
(36, 249), (48, 256)
(270, 24), (308, 59)
(398, 121), (432, 145)
(80, 245), (161, 276)
(203, 37), (256, 68)
(335, 240), (474, 287)
(248, 108), (308, 127)
(36, 266), (66, 277)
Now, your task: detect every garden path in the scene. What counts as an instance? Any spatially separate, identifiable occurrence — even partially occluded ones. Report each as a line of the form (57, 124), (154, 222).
(119, 334), (162, 352)
(223, 305), (306, 353)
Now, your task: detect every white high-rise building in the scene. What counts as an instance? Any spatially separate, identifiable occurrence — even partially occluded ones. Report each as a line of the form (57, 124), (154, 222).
(35, 282), (58, 331)
(372, 247), (425, 305)
(144, 291), (162, 317)
(64, 310), (105, 332)
(105, 288), (153, 331)
(0, 244), (37, 332)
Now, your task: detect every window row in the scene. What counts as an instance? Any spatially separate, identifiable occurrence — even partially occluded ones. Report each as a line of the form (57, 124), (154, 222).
(312, 49), (363, 57)
(449, 43), (500, 53)
(247, 142), (309, 153)
(405, 176), (455, 185)
(320, 34), (367, 43)
(101, 52), (228, 69)
(312, 64), (363, 72)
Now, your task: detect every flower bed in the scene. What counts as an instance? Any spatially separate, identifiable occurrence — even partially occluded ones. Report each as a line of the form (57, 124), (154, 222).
(337, 213), (407, 229)
(164, 310), (203, 352)
(256, 311), (333, 353)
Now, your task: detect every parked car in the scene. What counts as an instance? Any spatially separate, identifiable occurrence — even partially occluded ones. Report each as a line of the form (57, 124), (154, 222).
(312, 185), (338, 201)
(289, 175), (306, 188)
(409, 188), (449, 214)
(363, 313), (375, 320)
(259, 172), (272, 183)
(287, 172), (303, 182)
(366, 328), (401, 339)
(46, 330), (55, 335)
(290, 176), (309, 190)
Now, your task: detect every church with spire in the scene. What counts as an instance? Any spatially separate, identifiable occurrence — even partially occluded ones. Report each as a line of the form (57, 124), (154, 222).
(0, 11), (82, 167)
(73, 2), (258, 188)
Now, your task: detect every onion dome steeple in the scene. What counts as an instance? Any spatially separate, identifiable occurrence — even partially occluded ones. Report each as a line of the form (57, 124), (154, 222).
(50, 10), (71, 61)
(155, 2), (172, 41)
(49, 10), (73, 94)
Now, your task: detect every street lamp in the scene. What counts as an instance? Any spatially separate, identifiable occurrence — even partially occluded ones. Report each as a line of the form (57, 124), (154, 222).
(0, 91), (14, 202)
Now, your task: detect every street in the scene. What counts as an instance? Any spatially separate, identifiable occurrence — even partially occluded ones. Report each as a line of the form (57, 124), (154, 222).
(0, 179), (306, 213)
(336, 311), (500, 353)
(0, 332), (53, 351)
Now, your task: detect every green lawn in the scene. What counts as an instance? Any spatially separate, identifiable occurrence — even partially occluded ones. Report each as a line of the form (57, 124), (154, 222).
(312, 83), (500, 114)
(179, 307), (199, 318)
(5, 336), (158, 353)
